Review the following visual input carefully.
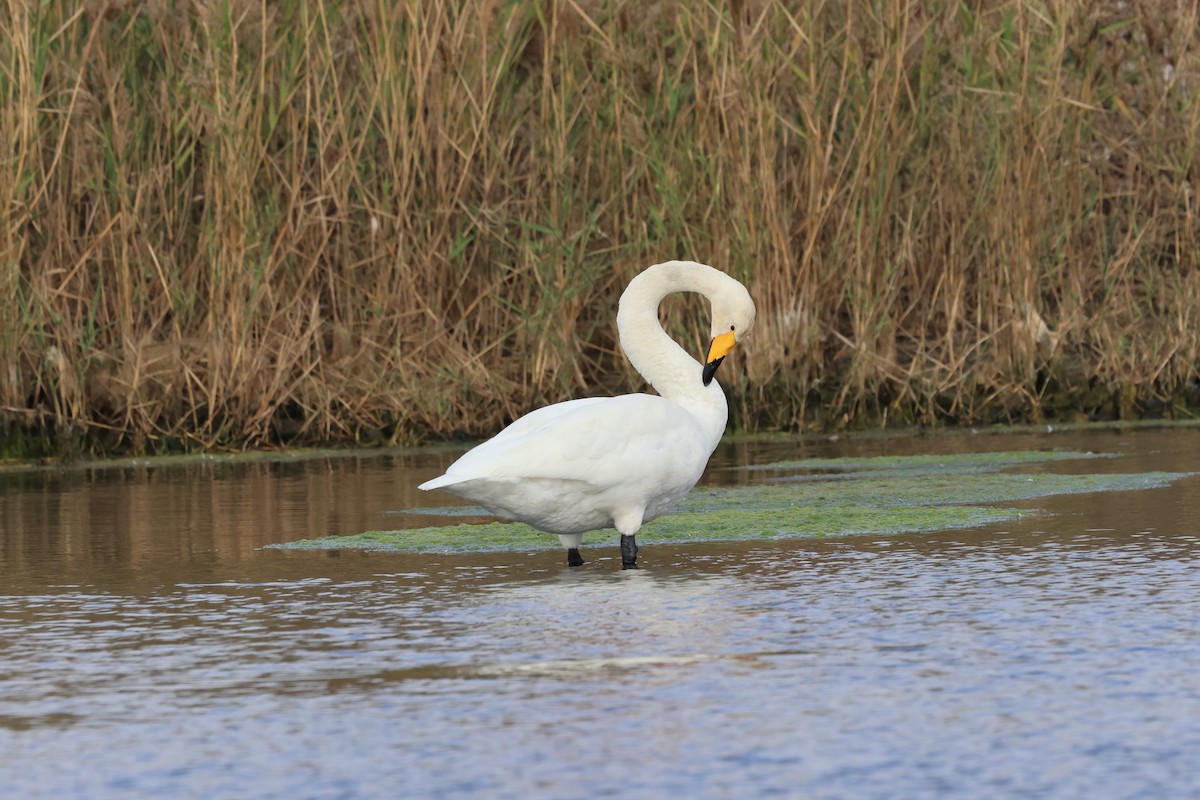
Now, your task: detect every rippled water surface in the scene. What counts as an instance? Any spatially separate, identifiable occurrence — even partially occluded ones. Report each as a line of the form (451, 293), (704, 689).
(2, 428), (1199, 799)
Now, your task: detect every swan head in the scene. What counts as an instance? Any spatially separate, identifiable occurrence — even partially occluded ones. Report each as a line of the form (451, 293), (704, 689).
(702, 279), (756, 386)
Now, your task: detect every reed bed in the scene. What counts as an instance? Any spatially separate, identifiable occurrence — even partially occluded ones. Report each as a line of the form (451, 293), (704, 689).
(1, 0), (1198, 454)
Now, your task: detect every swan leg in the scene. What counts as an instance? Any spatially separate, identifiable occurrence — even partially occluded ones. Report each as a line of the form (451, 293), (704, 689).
(620, 534), (639, 569)
(558, 534), (585, 567)
(614, 510), (644, 569)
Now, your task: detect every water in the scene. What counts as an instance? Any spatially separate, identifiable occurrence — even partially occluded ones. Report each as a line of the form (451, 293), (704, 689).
(1, 428), (1199, 799)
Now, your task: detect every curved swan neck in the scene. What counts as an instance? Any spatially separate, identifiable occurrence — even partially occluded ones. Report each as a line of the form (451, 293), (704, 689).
(615, 261), (732, 432)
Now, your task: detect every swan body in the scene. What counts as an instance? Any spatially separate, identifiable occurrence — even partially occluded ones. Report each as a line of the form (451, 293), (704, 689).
(419, 260), (756, 567)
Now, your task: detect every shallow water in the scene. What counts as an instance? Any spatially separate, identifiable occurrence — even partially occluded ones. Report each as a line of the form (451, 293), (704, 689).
(1, 427), (1199, 799)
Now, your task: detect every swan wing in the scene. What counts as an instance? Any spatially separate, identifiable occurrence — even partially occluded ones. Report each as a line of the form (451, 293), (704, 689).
(420, 394), (709, 490)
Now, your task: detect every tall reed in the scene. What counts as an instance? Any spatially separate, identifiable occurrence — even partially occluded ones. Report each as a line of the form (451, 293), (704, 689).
(1, 0), (1198, 454)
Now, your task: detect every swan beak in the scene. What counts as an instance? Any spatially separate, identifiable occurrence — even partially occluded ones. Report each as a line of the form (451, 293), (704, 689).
(703, 330), (737, 386)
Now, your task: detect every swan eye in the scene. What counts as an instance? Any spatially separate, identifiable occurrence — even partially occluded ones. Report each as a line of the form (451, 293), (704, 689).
(730, 325), (736, 331)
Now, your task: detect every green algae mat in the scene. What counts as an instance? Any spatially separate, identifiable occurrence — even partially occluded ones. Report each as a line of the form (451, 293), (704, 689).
(266, 450), (1191, 554)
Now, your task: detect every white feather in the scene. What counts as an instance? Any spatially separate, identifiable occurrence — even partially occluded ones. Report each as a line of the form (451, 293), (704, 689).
(418, 261), (756, 555)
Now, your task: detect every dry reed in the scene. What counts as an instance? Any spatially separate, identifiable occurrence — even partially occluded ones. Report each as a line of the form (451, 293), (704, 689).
(1, 0), (1198, 454)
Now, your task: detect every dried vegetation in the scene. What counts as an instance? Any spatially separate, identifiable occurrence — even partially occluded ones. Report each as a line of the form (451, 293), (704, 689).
(1, 0), (1199, 453)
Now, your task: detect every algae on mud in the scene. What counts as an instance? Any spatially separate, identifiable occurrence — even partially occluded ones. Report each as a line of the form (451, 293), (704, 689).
(737, 449), (1113, 474)
(267, 450), (1193, 555)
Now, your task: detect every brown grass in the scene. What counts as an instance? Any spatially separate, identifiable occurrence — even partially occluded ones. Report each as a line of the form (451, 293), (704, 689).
(1, 0), (1199, 454)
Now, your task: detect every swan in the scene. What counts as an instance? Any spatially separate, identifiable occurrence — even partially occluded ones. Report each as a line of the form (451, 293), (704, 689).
(418, 260), (756, 568)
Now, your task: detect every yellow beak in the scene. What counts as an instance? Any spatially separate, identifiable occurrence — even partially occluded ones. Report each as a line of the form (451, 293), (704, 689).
(706, 330), (737, 363)
(703, 330), (737, 385)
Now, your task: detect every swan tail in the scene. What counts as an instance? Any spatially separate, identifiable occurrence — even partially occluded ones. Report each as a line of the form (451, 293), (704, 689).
(418, 473), (470, 491)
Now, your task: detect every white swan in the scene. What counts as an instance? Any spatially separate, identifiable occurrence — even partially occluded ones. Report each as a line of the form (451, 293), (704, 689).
(419, 260), (756, 568)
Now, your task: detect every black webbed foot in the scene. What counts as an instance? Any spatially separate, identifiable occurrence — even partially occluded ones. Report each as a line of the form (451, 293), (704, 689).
(620, 534), (639, 569)
(567, 548), (585, 567)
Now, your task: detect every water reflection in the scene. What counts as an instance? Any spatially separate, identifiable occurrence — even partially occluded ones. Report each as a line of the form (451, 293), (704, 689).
(0, 429), (1198, 798)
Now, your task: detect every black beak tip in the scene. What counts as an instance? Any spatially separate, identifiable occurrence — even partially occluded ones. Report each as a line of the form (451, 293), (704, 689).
(702, 357), (724, 386)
